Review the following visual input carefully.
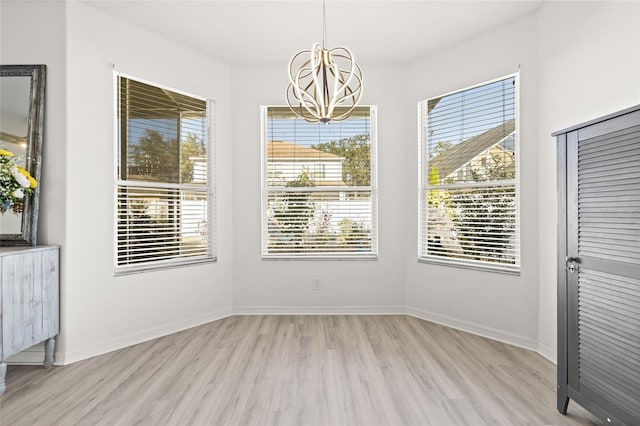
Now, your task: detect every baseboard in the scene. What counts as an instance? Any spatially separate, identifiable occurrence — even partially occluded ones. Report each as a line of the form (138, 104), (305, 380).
(34, 306), (553, 366)
(537, 342), (557, 364)
(233, 305), (407, 315)
(407, 306), (539, 352)
(62, 308), (233, 365)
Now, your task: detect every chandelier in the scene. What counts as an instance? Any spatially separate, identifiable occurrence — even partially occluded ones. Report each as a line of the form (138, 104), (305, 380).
(286, 0), (363, 123)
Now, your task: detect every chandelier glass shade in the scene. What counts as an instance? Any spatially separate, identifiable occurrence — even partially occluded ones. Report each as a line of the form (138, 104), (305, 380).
(286, 2), (363, 123)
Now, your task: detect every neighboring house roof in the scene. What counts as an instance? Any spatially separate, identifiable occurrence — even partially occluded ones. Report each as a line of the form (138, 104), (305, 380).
(429, 119), (515, 178)
(267, 140), (343, 161)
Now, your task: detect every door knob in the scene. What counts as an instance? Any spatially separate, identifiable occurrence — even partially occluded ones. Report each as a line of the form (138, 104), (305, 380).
(565, 256), (579, 273)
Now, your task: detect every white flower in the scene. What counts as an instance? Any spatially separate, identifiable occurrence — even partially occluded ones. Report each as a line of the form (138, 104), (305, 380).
(12, 188), (24, 199)
(11, 166), (30, 188)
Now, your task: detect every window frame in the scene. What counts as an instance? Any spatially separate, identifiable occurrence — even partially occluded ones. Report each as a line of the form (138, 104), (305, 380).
(418, 73), (521, 274)
(113, 72), (216, 275)
(260, 105), (378, 260)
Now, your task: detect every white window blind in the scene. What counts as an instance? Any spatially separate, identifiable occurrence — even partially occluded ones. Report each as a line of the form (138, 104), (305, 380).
(115, 74), (215, 273)
(418, 74), (520, 273)
(262, 106), (377, 259)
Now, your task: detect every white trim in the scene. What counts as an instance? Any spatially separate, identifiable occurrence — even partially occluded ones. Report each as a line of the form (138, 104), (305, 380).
(425, 71), (520, 103)
(262, 254), (378, 261)
(417, 101), (425, 259)
(116, 180), (209, 191)
(114, 71), (208, 102)
(207, 98), (217, 259)
(418, 256), (520, 276)
(62, 308), (233, 365)
(114, 256), (216, 276)
(113, 69), (120, 274)
(426, 178), (517, 190)
(233, 306), (407, 316)
(369, 107), (379, 256)
(265, 186), (372, 193)
(537, 342), (557, 364)
(406, 306), (538, 352)
(260, 105), (268, 256)
(47, 310), (554, 365)
(513, 72), (522, 269)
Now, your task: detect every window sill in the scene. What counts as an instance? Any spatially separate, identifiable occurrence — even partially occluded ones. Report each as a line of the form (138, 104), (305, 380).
(262, 254), (378, 261)
(418, 256), (520, 276)
(115, 256), (217, 276)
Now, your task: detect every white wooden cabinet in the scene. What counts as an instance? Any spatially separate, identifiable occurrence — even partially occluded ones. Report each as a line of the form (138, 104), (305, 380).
(0, 246), (59, 396)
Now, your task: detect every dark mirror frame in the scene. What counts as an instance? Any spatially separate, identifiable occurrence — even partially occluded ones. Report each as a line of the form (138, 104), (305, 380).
(1, 64), (46, 246)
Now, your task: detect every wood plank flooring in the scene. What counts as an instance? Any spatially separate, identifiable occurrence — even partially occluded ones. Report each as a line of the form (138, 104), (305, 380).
(0, 315), (600, 425)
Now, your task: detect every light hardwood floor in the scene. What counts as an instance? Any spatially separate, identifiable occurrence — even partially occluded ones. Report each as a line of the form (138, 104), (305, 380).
(0, 315), (600, 425)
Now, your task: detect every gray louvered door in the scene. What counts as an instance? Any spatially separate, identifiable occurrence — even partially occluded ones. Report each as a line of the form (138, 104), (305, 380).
(563, 109), (640, 425)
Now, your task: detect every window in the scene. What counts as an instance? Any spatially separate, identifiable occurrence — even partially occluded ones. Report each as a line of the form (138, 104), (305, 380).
(115, 74), (215, 273)
(418, 74), (519, 273)
(261, 106), (377, 259)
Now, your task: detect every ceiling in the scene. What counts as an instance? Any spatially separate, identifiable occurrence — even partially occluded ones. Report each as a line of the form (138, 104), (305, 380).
(83, 0), (543, 65)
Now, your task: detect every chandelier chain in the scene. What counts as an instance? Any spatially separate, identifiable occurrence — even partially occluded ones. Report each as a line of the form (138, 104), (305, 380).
(322, 0), (327, 48)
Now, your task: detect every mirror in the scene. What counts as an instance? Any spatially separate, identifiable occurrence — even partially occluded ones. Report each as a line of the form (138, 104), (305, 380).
(0, 65), (46, 246)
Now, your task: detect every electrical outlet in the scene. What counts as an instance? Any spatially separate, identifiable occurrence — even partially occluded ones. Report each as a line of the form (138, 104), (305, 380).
(311, 278), (321, 291)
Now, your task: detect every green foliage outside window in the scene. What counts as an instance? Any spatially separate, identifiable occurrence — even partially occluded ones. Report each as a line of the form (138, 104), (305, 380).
(428, 152), (516, 263)
(313, 134), (371, 186)
(129, 129), (206, 184)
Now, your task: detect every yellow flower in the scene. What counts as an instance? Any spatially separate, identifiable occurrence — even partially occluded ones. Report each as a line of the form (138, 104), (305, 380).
(28, 176), (38, 189)
(17, 166), (32, 178)
(16, 166), (37, 188)
(0, 149), (14, 157)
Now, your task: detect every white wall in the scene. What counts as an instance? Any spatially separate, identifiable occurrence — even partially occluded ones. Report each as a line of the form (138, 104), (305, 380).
(61, 2), (233, 363)
(230, 64), (406, 312)
(1, 1), (67, 363)
(404, 13), (541, 350)
(536, 1), (640, 360)
(3, 1), (639, 366)
(0, 0), (67, 259)
(403, 1), (640, 360)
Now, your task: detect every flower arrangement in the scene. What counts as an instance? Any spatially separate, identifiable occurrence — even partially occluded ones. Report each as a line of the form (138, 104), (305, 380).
(0, 149), (38, 214)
